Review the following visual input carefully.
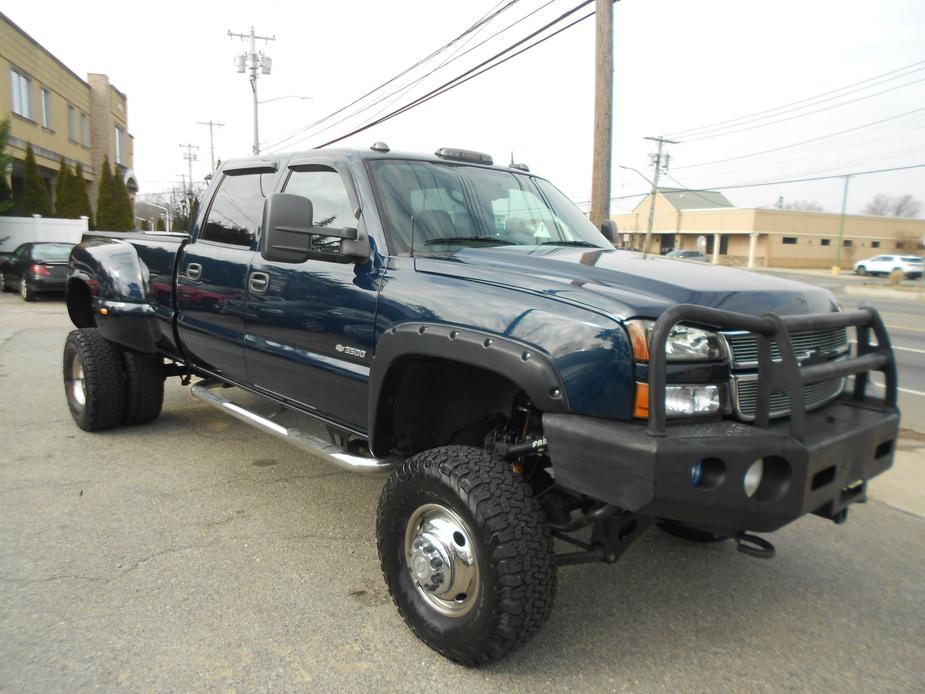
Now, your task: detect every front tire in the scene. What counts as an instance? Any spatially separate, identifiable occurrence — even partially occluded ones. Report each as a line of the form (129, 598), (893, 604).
(63, 329), (126, 431)
(0, 271), (8, 292)
(377, 446), (556, 665)
(855, 266), (866, 276)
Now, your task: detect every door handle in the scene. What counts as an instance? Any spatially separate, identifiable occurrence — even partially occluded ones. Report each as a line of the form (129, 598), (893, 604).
(249, 272), (270, 293)
(186, 263), (202, 281)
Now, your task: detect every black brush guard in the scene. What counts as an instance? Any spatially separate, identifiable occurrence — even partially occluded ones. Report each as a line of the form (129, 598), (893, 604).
(543, 304), (900, 533)
(646, 304), (897, 438)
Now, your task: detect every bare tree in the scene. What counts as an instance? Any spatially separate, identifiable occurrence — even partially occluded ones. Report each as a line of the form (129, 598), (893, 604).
(863, 193), (922, 218)
(783, 199), (824, 211)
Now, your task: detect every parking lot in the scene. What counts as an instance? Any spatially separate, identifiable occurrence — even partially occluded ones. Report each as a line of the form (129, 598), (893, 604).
(1, 291), (924, 693)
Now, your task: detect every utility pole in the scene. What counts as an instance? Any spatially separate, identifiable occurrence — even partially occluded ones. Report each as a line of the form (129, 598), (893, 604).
(228, 26), (275, 156)
(833, 175), (852, 275)
(590, 0), (614, 230)
(179, 143), (199, 194)
(641, 135), (678, 258)
(196, 120), (225, 171)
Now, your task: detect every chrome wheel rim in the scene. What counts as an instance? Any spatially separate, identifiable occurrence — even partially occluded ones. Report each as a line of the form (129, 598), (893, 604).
(20, 278), (27, 299)
(404, 503), (480, 617)
(65, 351), (87, 411)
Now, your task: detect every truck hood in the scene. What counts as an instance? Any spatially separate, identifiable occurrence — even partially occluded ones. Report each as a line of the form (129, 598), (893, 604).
(414, 246), (838, 320)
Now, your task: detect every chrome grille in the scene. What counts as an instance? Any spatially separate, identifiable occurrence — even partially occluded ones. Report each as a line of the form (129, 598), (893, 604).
(733, 376), (845, 420)
(723, 328), (849, 368)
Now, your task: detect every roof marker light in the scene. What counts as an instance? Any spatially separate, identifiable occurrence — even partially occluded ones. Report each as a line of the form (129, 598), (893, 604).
(434, 148), (493, 165)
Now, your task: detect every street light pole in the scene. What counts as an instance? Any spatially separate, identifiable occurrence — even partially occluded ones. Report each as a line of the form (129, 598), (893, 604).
(590, 0), (614, 230)
(196, 120), (225, 171)
(641, 136), (678, 258)
(228, 26), (275, 156)
(833, 174), (852, 275)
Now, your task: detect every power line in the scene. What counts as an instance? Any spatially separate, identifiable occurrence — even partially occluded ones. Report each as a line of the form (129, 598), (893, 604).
(613, 162), (925, 199)
(262, 0), (529, 152)
(682, 75), (925, 142)
(314, 0), (598, 150)
(674, 106), (925, 171)
(664, 57), (925, 138)
(673, 114), (925, 181)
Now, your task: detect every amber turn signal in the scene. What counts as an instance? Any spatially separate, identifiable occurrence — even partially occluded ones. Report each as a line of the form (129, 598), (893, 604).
(634, 382), (649, 419)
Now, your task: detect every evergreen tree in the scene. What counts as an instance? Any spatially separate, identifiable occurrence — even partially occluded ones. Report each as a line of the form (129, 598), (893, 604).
(54, 159), (75, 218)
(140, 218), (151, 231)
(22, 144), (50, 216)
(155, 215), (166, 231)
(95, 156), (117, 230)
(73, 163), (94, 228)
(111, 169), (135, 229)
(0, 118), (12, 215)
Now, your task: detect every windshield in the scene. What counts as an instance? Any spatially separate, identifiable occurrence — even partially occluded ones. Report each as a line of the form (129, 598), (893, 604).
(368, 159), (611, 255)
(31, 243), (74, 262)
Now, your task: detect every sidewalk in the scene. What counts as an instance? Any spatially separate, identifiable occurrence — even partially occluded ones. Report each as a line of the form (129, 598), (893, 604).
(870, 431), (925, 518)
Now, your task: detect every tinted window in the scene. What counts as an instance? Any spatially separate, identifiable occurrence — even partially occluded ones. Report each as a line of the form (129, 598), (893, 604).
(201, 173), (270, 247)
(31, 243), (74, 262)
(283, 167), (355, 257)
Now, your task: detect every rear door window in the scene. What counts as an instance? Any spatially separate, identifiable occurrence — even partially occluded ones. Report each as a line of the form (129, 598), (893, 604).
(200, 173), (271, 247)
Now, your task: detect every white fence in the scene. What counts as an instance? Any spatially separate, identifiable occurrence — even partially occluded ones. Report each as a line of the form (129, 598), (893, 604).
(0, 215), (89, 254)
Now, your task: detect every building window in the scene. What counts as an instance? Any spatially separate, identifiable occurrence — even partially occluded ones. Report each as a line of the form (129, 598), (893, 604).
(821, 239), (831, 246)
(10, 69), (32, 119)
(895, 242), (905, 250)
(782, 237), (798, 245)
(843, 240), (853, 247)
(81, 114), (90, 147)
(115, 126), (125, 165)
(871, 241), (880, 249)
(40, 88), (52, 129)
(68, 105), (77, 142)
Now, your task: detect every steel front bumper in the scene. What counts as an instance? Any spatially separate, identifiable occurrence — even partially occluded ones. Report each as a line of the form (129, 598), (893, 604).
(544, 398), (898, 532)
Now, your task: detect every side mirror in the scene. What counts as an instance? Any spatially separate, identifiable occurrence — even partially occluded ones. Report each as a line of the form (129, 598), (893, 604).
(260, 193), (369, 264)
(600, 219), (618, 245)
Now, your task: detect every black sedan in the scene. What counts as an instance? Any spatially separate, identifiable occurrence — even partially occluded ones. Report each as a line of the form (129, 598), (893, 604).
(0, 242), (75, 301)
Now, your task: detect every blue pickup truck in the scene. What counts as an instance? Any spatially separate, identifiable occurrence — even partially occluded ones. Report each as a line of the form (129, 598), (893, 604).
(61, 145), (900, 665)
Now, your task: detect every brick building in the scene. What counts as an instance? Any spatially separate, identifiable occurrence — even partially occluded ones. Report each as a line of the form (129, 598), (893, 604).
(0, 11), (136, 215)
(613, 188), (925, 269)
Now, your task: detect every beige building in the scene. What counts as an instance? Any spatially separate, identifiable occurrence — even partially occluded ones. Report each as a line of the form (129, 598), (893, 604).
(1, 11), (136, 215)
(613, 188), (925, 269)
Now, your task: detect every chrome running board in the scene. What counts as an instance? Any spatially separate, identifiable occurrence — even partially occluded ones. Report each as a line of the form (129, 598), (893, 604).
(191, 379), (397, 473)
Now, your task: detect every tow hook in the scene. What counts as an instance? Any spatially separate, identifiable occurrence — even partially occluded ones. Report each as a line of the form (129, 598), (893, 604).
(735, 532), (776, 559)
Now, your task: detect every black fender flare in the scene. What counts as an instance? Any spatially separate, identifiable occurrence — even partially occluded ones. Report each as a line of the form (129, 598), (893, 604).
(67, 238), (160, 353)
(368, 322), (569, 456)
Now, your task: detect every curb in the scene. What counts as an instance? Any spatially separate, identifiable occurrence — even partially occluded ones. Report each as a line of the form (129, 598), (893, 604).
(844, 285), (925, 302)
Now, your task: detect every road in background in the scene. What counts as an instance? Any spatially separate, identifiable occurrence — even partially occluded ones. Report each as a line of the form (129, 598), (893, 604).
(1, 292), (923, 692)
(749, 268), (925, 432)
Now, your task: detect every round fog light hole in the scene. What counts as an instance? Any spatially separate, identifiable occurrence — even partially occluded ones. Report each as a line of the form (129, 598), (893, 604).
(691, 458), (725, 490)
(745, 456), (791, 503)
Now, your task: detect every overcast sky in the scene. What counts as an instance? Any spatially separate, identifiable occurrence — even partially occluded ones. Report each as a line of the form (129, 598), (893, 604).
(8, 0), (925, 216)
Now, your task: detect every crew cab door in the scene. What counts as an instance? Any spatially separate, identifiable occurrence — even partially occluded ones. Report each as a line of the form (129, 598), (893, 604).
(243, 162), (381, 431)
(176, 165), (278, 383)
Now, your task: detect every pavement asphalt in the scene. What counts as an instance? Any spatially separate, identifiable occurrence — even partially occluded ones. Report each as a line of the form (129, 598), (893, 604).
(1, 290), (923, 693)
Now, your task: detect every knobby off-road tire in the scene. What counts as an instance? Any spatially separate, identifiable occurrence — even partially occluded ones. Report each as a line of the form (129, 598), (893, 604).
(121, 351), (164, 425)
(657, 519), (731, 543)
(377, 446), (556, 666)
(63, 329), (125, 431)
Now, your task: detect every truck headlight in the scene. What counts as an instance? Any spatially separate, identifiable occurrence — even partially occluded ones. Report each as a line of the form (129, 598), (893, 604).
(665, 385), (720, 416)
(634, 383), (722, 418)
(627, 319), (724, 362)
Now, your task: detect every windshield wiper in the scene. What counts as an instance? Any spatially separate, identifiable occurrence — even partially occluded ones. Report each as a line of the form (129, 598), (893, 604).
(539, 240), (601, 247)
(423, 236), (514, 246)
